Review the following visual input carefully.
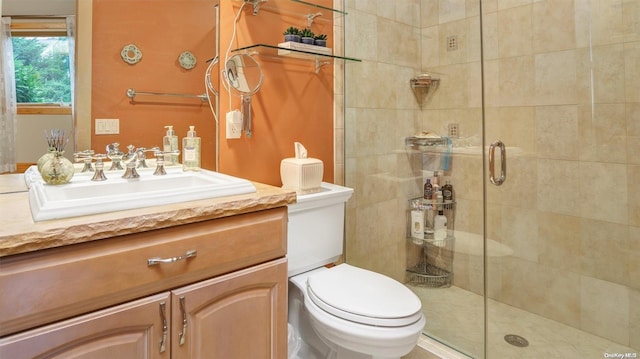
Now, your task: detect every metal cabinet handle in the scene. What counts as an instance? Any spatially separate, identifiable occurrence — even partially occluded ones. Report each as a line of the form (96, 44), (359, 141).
(147, 250), (197, 266)
(179, 296), (188, 346)
(159, 301), (168, 353)
(489, 140), (507, 186)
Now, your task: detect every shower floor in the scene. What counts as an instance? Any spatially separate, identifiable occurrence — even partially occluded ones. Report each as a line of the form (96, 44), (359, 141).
(408, 284), (638, 358)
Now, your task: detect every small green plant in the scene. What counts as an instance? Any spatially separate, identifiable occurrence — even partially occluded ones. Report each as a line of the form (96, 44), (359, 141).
(283, 26), (301, 36)
(300, 27), (315, 38)
(314, 33), (327, 41)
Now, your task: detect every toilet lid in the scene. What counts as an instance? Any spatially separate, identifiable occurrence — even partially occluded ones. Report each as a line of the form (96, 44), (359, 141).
(306, 264), (423, 327)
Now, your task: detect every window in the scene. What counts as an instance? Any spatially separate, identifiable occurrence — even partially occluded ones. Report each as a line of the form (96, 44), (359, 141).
(10, 19), (72, 115)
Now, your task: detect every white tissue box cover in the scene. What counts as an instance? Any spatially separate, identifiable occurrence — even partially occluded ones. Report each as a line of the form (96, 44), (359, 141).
(280, 158), (323, 194)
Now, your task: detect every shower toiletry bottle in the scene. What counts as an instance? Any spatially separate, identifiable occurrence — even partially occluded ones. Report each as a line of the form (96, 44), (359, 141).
(182, 125), (201, 171)
(423, 178), (433, 201)
(163, 125), (179, 165)
(442, 179), (454, 204)
(433, 208), (447, 246)
(410, 208), (425, 244)
(432, 171), (440, 199)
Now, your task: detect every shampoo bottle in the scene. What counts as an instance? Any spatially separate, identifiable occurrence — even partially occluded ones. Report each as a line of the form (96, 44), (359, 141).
(432, 171), (440, 197)
(433, 208), (447, 246)
(410, 209), (425, 244)
(182, 125), (201, 171)
(423, 178), (433, 200)
(163, 125), (179, 165)
(442, 179), (454, 203)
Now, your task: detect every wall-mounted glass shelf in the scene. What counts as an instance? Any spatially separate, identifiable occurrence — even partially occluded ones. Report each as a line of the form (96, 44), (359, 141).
(232, 43), (361, 73)
(237, 0), (346, 25)
(290, 0), (347, 15)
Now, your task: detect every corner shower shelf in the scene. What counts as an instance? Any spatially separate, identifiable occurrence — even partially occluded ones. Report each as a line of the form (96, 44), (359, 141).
(232, 44), (361, 73)
(405, 136), (448, 148)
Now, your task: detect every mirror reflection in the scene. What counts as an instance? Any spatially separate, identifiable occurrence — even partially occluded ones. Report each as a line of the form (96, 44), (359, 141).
(1, 0), (220, 172)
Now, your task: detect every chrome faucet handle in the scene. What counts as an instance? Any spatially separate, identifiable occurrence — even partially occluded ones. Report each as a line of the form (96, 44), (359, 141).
(106, 143), (125, 171)
(135, 147), (160, 168)
(91, 155), (108, 181)
(74, 150), (96, 173)
(153, 149), (180, 176)
(108, 153), (125, 171)
(122, 160), (140, 179)
(124, 144), (137, 161)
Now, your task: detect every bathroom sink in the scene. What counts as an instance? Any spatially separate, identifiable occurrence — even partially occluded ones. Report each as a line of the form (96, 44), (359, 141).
(24, 166), (256, 221)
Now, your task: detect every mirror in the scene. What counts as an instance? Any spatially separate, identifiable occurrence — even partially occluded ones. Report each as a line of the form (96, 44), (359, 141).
(223, 53), (263, 137)
(1, 0), (220, 161)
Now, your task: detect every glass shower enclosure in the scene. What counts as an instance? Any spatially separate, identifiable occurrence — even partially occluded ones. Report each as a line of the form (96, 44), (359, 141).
(343, 1), (639, 358)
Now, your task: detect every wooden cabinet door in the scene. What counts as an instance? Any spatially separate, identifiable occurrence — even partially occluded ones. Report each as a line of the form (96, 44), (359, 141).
(0, 292), (170, 359)
(171, 258), (288, 359)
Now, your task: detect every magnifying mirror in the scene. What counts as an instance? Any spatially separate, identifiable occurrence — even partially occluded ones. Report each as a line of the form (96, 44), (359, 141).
(205, 55), (220, 97)
(223, 53), (263, 137)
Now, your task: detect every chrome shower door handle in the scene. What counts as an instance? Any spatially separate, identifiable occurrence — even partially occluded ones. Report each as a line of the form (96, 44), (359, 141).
(489, 140), (507, 186)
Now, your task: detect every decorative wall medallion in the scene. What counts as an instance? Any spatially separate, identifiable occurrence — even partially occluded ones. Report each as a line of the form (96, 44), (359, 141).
(178, 51), (197, 70)
(121, 44), (142, 65)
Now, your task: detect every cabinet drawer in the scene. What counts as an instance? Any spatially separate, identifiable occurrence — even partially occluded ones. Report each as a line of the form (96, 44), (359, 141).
(0, 207), (287, 337)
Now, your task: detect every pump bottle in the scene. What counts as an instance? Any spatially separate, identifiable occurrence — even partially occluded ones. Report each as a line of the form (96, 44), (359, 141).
(182, 125), (201, 171)
(163, 125), (179, 165)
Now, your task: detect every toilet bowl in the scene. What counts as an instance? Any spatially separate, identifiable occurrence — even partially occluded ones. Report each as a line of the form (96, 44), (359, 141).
(287, 183), (425, 359)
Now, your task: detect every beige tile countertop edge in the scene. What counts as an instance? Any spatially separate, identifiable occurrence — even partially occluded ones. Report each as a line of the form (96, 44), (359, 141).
(0, 179), (296, 258)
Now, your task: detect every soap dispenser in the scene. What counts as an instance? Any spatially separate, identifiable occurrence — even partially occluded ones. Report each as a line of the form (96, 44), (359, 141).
(182, 125), (201, 171)
(163, 125), (179, 165)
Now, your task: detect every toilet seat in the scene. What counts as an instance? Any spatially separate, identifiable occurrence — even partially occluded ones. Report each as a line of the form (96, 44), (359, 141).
(306, 264), (423, 327)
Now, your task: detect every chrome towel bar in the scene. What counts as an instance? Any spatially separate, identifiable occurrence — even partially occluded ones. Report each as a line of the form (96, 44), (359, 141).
(126, 88), (208, 102)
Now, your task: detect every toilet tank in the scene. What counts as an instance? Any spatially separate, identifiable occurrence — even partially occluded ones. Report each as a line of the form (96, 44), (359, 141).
(287, 182), (353, 277)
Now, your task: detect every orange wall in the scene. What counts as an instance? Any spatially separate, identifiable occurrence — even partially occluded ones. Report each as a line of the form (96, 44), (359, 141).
(92, 0), (218, 169)
(217, 1), (334, 186)
(92, 0), (334, 186)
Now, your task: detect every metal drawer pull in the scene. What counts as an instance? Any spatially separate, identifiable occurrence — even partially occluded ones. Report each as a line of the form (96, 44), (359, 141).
(147, 250), (197, 266)
(159, 301), (168, 353)
(489, 140), (507, 186)
(179, 296), (188, 346)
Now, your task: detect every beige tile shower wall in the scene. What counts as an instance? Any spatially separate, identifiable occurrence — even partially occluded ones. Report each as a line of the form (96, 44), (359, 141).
(344, 0), (425, 282)
(345, 0), (638, 350)
(418, 0), (639, 349)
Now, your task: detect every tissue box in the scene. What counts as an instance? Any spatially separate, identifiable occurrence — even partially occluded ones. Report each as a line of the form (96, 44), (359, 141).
(280, 158), (323, 194)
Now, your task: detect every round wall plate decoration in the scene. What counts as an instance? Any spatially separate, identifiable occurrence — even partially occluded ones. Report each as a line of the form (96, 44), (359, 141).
(121, 44), (142, 65)
(179, 51), (197, 70)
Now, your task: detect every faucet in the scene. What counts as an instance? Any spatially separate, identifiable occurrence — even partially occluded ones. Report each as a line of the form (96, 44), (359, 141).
(106, 143), (125, 171)
(122, 146), (160, 179)
(74, 151), (108, 181)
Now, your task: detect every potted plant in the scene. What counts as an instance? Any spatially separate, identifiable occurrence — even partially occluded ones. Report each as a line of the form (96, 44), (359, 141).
(283, 26), (301, 43)
(314, 33), (327, 47)
(300, 27), (315, 45)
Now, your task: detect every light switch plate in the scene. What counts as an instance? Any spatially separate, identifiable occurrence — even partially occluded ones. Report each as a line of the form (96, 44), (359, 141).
(95, 119), (120, 135)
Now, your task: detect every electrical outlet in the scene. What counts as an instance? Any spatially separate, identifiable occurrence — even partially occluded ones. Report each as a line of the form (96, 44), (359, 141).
(448, 123), (460, 138)
(95, 119), (119, 135)
(447, 35), (458, 51)
(226, 110), (242, 139)
(448, 123), (459, 138)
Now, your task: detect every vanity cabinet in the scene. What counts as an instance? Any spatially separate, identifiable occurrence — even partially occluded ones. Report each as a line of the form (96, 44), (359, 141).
(0, 292), (171, 359)
(0, 207), (289, 359)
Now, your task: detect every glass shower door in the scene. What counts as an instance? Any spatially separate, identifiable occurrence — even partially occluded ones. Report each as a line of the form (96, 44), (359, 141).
(483, 1), (639, 357)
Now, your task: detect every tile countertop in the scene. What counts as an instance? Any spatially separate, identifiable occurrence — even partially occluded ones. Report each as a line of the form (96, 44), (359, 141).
(0, 174), (297, 258)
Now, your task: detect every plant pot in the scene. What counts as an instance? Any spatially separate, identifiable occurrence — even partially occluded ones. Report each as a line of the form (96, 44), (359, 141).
(301, 37), (315, 45)
(284, 34), (301, 43)
(314, 39), (327, 47)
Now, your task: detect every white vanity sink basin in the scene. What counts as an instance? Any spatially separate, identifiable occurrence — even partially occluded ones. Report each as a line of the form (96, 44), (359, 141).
(24, 166), (256, 221)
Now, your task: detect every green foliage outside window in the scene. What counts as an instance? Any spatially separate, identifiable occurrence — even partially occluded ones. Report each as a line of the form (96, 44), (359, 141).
(12, 37), (71, 104)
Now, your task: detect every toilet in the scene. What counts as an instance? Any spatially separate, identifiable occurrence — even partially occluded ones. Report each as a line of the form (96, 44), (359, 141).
(287, 182), (426, 359)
